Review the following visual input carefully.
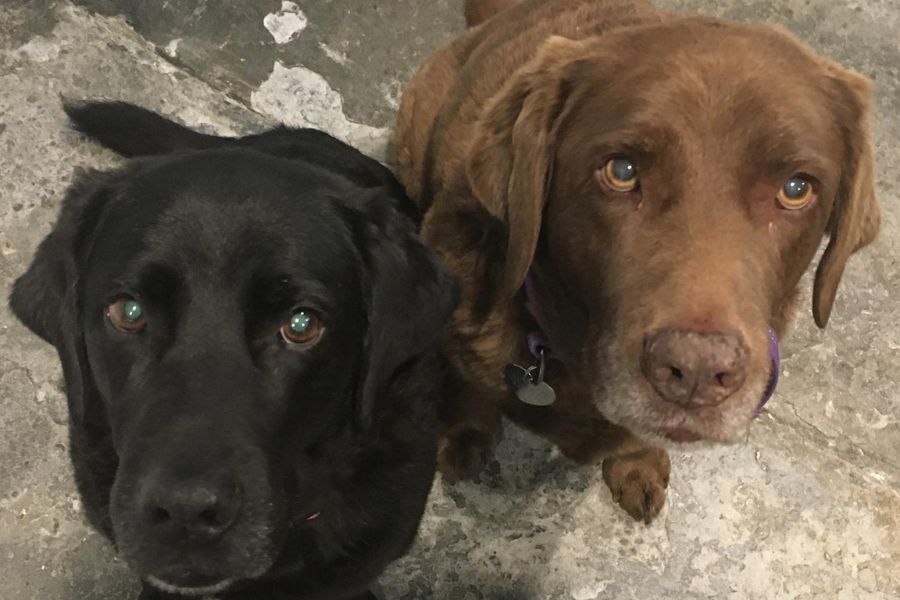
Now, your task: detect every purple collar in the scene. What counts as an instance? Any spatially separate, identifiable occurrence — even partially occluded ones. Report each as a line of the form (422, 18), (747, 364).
(756, 328), (780, 417)
(522, 273), (780, 416)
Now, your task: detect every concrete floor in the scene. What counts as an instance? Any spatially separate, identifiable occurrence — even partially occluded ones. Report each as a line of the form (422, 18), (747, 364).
(0, 0), (897, 598)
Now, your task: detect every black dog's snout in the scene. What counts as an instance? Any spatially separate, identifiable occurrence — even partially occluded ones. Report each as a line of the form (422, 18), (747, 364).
(140, 474), (243, 543)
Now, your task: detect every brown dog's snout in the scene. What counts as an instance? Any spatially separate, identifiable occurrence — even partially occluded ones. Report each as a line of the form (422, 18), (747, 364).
(641, 329), (748, 408)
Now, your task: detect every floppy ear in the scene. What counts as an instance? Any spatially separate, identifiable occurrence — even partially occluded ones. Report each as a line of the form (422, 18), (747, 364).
(812, 65), (880, 327)
(354, 192), (459, 428)
(9, 173), (110, 426)
(466, 35), (584, 298)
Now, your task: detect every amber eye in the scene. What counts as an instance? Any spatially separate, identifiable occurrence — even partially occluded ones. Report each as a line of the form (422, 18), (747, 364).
(280, 310), (323, 346)
(599, 156), (639, 192)
(107, 297), (147, 333)
(776, 175), (815, 210)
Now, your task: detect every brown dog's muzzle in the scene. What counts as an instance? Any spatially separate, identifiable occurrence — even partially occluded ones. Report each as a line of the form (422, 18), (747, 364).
(641, 329), (749, 408)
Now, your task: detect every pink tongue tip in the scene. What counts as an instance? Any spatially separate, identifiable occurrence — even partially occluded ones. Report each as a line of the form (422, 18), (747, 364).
(305, 512), (321, 522)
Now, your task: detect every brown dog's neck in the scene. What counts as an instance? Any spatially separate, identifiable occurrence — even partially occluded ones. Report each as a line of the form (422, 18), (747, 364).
(521, 260), (592, 365)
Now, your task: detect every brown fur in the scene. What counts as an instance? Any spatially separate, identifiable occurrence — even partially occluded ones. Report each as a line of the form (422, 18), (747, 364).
(464, 0), (520, 27)
(395, 0), (879, 522)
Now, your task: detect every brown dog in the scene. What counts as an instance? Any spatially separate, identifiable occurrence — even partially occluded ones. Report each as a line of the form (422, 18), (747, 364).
(394, 0), (879, 523)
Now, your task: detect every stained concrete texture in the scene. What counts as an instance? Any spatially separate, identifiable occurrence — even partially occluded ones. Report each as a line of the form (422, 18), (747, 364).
(0, 1), (897, 599)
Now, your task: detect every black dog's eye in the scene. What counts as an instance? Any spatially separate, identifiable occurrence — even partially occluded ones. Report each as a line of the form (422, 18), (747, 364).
(280, 310), (324, 347)
(107, 296), (147, 333)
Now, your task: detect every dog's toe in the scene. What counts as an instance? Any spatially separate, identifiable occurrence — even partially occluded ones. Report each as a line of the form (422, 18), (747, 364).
(602, 448), (670, 524)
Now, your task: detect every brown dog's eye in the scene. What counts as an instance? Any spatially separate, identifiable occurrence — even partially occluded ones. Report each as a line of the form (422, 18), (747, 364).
(107, 297), (147, 333)
(599, 157), (639, 192)
(776, 176), (816, 210)
(280, 310), (324, 346)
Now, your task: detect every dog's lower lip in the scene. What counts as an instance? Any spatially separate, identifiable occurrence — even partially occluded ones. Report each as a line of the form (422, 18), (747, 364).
(659, 427), (703, 443)
(146, 575), (233, 596)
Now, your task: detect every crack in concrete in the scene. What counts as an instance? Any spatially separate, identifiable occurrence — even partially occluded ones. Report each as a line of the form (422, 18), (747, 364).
(771, 402), (900, 482)
(148, 43), (268, 121)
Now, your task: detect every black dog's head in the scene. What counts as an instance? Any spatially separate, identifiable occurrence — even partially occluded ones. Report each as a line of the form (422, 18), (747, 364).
(11, 147), (455, 595)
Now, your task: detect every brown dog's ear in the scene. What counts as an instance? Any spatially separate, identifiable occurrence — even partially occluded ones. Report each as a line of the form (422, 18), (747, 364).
(812, 65), (880, 328)
(466, 36), (584, 298)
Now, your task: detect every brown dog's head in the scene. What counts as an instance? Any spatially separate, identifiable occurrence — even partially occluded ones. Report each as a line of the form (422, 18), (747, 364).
(467, 20), (879, 445)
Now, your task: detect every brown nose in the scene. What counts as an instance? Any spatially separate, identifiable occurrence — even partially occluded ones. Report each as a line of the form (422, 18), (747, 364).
(641, 329), (748, 408)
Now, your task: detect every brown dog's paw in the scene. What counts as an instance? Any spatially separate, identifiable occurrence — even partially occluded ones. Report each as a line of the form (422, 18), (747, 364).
(437, 426), (496, 482)
(602, 448), (671, 524)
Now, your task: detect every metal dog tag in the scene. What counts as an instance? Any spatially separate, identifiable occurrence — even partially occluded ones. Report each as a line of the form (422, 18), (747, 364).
(504, 351), (556, 406)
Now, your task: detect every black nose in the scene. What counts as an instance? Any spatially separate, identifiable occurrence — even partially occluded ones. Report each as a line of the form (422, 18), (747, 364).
(140, 475), (242, 543)
(641, 329), (748, 408)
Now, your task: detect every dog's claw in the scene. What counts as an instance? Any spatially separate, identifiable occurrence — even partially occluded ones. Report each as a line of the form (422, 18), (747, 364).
(602, 448), (671, 524)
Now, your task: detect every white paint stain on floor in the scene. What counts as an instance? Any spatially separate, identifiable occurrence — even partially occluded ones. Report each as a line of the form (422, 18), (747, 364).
(251, 61), (389, 160)
(263, 1), (308, 45)
(318, 42), (350, 66)
(163, 38), (181, 58)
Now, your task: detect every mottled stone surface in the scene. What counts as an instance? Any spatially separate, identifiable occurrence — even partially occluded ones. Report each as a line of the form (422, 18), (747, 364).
(0, 1), (897, 599)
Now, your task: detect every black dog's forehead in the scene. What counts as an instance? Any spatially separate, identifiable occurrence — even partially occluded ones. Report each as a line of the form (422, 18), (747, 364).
(87, 150), (365, 296)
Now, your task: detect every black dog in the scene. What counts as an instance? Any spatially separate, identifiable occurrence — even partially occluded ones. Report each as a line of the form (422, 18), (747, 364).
(10, 102), (457, 600)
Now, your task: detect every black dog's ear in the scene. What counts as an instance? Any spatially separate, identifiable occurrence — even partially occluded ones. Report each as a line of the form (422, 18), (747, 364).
(9, 172), (111, 426)
(353, 192), (458, 428)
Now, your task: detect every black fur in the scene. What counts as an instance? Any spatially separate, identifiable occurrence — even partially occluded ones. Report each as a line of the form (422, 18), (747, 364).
(10, 102), (457, 600)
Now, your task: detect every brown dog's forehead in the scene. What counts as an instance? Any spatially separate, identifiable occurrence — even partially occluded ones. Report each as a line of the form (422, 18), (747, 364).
(594, 17), (825, 75)
(562, 18), (845, 171)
